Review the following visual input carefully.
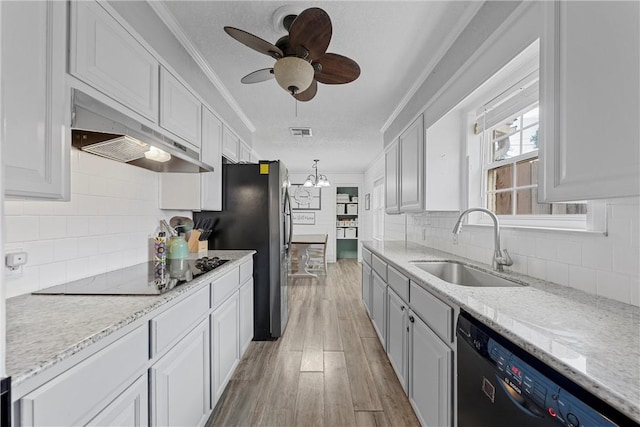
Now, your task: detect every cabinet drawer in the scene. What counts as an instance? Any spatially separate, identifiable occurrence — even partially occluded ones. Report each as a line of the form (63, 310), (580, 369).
(409, 281), (453, 343)
(371, 254), (388, 281)
(362, 247), (372, 265)
(240, 259), (253, 284)
(388, 266), (409, 302)
(151, 285), (210, 357)
(20, 325), (148, 427)
(212, 266), (240, 309)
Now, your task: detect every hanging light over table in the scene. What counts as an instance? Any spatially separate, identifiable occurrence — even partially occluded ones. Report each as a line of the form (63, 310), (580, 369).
(303, 159), (331, 187)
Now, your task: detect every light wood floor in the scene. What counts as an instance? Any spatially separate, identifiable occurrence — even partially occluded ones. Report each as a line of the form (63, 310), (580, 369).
(206, 259), (420, 427)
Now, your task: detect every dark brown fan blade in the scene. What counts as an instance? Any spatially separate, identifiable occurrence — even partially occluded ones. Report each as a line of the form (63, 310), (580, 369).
(241, 68), (274, 84)
(314, 53), (360, 85)
(293, 80), (318, 102)
(224, 27), (283, 59)
(288, 8), (332, 61)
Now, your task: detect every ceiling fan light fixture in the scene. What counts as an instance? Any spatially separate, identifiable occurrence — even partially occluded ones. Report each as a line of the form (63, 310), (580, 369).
(273, 57), (314, 94)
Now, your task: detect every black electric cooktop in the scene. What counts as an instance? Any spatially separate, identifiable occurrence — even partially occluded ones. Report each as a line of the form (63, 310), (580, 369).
(33, 258), (229, 296)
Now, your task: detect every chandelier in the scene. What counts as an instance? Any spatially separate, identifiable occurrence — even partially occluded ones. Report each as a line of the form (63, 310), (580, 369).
(303, 159), (331, 188)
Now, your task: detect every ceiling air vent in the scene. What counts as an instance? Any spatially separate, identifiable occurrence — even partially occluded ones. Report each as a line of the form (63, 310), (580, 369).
(289, 127), (312, 137)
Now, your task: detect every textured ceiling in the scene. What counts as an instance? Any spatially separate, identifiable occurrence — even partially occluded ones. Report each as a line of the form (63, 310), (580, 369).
(159, 1), (479, 173)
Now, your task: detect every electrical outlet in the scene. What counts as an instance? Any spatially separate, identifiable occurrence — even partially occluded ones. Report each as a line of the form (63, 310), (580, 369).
(6, 250), (28, 277)
(452, 234), (459, 245)
(6, 265), (23, 277)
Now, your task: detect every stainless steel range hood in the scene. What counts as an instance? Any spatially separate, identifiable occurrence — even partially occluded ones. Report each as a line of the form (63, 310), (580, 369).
(71, 90), (213, 173)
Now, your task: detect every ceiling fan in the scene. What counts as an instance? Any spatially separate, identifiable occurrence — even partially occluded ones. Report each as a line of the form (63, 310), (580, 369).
(224, 7), (360, 102)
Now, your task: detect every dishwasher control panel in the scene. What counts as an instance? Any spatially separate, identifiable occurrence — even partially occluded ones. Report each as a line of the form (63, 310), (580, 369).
(457, 311), (637, 427)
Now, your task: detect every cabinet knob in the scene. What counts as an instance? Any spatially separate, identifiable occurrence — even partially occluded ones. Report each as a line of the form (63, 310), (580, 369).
(401, 305), (405, 311)
(409, 315), (415, 323)
(406, 326), (410, 332)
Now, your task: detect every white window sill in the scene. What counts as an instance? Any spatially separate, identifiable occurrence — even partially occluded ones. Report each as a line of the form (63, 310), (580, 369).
(462, 222), (607, 236)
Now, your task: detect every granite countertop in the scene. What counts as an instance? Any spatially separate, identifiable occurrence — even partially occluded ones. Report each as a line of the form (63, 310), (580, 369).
(363, 240), (640, 423)
(5, 250), (255, 388)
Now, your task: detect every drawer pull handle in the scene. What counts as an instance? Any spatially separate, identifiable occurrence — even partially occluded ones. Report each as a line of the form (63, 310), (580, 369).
(409, 315), (415, 323)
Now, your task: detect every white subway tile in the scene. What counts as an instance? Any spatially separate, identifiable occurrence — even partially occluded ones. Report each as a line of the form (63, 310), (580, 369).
(556, 239), (582, 266)
(39, 262), (67, 288)
(581, 238), (613, 271)
(518, 236), (537, 257)
(74, 194), (101, 215)
(5, 265), (40, 298)
(71, 172), (91, 195)
(87, 255), (108, 276)
(546, 260), (569, 286)
(596, 270), (631, 304)
(107, 216), (124, 234)
(527, 257), (546, 281)
(67, 216), (90, 237)
(4, 201), (23, 215)
(106, 251), (124, 271)
(6, 216), (40, 242)
(77, 236), (102, 257)
(66, 257), (90, 281)
(23, 200), (55, 216)
(569, 265), (597, 294)
(39, 216), (67, 240)
(612, 244), (640, 277)
(508, 254), (528, 275)
(23, 240), (55, 266)
(54, 238), (78, 262)
(89, 216), (108, 235)
(535, 237), (558, 261)
(89, 175), (109, 197)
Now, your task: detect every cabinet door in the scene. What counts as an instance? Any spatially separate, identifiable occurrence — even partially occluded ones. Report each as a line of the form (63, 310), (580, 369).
(222, 126), (239, 163)
(385, 142), (400, 214)
(539, 1), (640, 201)
(211, 291), (240, 404)
(239, 278), (254, 356)
(371, 271), (387, 349)
(70, 1), (159, 121)
(88, 374), (148, 427)
(399, 115), (425, 212)
(362, 262), (372, 316)
(409, 312), (452, 427)
(160, 67), (201, 149)
(239, 142), (252, 163)
(2, 0), (69, 199)
(425, 112), (461, 211)
(201, 106), (223, 210)
(387, 287), (409, 394)
(150, 318), (211, 427)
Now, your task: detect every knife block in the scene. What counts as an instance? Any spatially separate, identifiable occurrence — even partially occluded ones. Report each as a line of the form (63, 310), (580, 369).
(187, 230), (208, 253)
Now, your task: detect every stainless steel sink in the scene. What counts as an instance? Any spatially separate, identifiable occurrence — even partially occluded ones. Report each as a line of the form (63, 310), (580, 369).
(410, 261), (525, 287)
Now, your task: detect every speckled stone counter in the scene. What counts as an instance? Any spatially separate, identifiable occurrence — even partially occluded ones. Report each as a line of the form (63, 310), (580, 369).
(6, 250), (255, 388)
(363, 240), (640, 423)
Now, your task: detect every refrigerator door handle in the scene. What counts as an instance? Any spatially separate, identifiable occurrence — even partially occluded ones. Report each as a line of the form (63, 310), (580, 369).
(284, 187), (293, 253)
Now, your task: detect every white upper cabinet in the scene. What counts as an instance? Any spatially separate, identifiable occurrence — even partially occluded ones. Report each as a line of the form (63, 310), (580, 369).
(2, 0), (69, 200)
(201, 106), (223, 211)
(222, 126), (239, 163)
(425, 111), (461, 211)
(70, 1), (159, 122)
(239, 141), (252, 163)
(399, 115), (425, 212)
(539, 1), (640, 201)
(160, 67), (201, 150)
(385, 141), (400, 214)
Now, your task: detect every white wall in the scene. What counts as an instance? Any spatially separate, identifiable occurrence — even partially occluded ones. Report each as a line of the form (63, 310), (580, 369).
(288, 172), (363, 263)
(3, 149), (187, 298)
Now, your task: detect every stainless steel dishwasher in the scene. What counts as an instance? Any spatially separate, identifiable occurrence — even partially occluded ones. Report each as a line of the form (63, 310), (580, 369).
(456, 311), (638, 427)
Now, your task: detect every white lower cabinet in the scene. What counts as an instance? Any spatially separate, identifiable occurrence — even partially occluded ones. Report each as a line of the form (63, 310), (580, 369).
(211, 291), (240, 404)
(387, 287), (409, 394)
(362, 261), (372, 315)
(239, 278), (254, 356)
(88, 374), (148, 427)
(408, 310), (452, 427)
(150, 318), (211, 427)
(371, 271), (387, 348)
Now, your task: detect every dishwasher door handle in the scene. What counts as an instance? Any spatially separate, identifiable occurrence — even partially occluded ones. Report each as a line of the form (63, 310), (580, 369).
(495, 375), (545, 419)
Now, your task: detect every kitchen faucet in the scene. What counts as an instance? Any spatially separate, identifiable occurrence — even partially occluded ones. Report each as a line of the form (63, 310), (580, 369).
(452, 207), (513, 272)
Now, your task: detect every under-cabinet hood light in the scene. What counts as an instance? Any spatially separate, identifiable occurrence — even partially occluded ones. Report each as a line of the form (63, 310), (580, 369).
(144, 146), (172, 162)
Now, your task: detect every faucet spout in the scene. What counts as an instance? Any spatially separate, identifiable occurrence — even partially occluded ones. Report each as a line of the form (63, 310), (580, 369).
(452, 208), (513, 271)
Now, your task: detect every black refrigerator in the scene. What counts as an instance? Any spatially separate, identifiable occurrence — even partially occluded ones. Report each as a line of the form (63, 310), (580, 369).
(194, 161), (292, 340)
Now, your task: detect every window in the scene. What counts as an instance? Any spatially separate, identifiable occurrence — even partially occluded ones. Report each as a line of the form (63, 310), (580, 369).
(372, 177), (385, 240)
(481, 103), (587, 223)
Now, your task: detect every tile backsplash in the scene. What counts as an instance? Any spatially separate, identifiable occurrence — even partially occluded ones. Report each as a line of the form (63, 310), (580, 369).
(405, 198), (640, 307)
(4, 149), (187, 298)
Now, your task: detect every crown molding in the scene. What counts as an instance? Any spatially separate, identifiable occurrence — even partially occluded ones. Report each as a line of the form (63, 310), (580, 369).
(380, 1), (484, 134)
(147, 1), (256, 133)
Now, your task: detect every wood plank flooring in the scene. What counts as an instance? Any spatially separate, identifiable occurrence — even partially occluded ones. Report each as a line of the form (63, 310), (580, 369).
(206, 260), (420, 427)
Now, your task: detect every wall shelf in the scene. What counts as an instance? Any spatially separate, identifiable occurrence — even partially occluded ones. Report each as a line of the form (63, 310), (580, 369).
(336, 187), (358, 258)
